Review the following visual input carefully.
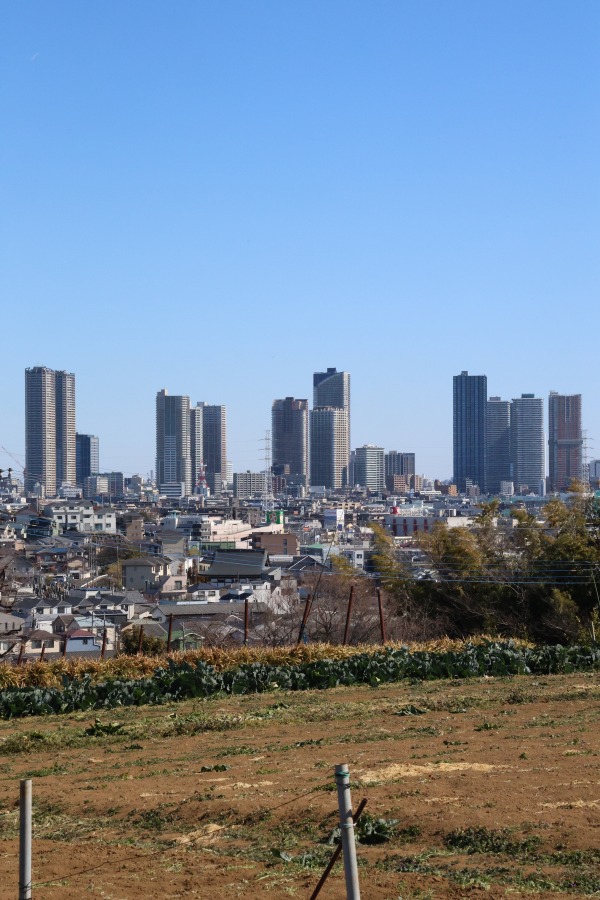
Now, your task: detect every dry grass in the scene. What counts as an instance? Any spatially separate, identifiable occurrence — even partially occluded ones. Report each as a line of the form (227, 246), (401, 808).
(0, 636), (532, 689)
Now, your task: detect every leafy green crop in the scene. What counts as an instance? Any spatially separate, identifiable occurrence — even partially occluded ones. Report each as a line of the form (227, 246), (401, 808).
(1, 641), (599, 720)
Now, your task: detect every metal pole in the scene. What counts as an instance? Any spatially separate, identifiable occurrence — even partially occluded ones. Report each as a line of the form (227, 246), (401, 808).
(244, 596), (249, 646)
(19, 779), (32, 900)
(310, 798), (367, 900)
(335, 764), (360, 898)
(166, 614), (173, 652)
(376, 588), (387, 644)
(297, 593), (312, 645)
(343, 586), (355, 645)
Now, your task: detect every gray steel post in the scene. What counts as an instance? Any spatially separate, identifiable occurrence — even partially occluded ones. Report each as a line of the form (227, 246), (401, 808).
(19, 778), (32, 900)
(334, 764), (360, 899)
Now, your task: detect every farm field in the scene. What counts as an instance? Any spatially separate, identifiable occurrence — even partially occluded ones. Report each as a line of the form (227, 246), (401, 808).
(0, 672), (599, 898)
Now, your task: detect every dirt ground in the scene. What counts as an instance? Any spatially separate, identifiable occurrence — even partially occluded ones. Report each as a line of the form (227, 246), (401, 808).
(1, 672), (599, 898)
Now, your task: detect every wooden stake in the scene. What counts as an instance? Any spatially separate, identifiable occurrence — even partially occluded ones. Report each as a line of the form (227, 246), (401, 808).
(310, 798), (367, 899)
(137, 625), (144, 654)
(166, 614), (173, 652)
(297, 593), (312, 645)
(244, 596), (249, 646)
(334, 764), (361, 898)
(343, 586), (355, 645)
(17, 642), (25, 665)
(39, 643), (45, 663)
(100, 628), (107, 660)
(377, 588), (387, 644)
(19, 779), (32, 900)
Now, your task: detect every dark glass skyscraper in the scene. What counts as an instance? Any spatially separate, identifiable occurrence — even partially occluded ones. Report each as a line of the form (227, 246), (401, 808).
(76, 433), (100, 486)
(485, 398), (511, 495)
(453, 371), (487, 492)
(272, 397), (309, 486)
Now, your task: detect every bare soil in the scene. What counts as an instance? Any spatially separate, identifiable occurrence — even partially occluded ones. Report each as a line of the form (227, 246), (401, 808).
(1, 672), (599, 898)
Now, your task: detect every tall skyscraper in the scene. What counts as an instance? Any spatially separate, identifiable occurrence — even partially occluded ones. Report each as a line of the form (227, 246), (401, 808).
(385, 452), (416, 479)
(310, 407), (349, 489)
(25, 366), (76, 496)
(453, 371), (487, 492)
(189, 403), (204, 491)
(76, 433), (100, 486)
(548, 392), (583, 492)
(155, 389), (191, 495)
(510, 394), (545, 494)
(485, 397), (511, 495)
(272, 397), (309, 487)
(313, 367), (350, 465)
(354, 445), (385, 492)
(200, 404), (227, 495)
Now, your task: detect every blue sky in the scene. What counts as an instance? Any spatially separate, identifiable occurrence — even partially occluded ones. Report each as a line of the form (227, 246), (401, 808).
(1, 1), (598, 480)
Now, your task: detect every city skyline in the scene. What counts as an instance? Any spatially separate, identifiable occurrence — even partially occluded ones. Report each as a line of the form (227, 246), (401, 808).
(16, 362), (589, 495)
(2, 4), (598, 480)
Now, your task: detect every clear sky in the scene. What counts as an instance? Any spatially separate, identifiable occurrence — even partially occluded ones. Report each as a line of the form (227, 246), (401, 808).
(1, 1), (598, 481)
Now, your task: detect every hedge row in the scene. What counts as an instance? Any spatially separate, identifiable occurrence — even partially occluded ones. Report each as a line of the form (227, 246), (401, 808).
(1, 641), (599, 719)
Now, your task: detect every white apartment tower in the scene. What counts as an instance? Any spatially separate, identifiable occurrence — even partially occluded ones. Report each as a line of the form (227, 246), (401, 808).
(25, 366), (76, 496)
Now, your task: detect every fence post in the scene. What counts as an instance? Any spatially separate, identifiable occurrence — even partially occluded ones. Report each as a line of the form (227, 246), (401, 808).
(166, 614), (173, 652)
(244, 596), (249, 646)
(39, 643), (45, 663)
(343, 586), (355, 645)
(19, 779), (32, 900)
(137, 625), (144, 654)
(100, 628), (107, 660)
(376, 588), (387, 644)
(297, 594), (312, 645)
(17, 642), (25, 666)
(335, 764), (360, 898)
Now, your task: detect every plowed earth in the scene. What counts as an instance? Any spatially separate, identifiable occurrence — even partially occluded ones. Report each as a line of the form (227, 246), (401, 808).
(1, 672), (599, 898)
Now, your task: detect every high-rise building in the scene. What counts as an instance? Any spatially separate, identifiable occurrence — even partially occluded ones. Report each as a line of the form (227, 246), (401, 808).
(485, 397), (511, 495)
(310, 407), (349, 490)
(354, 445), (385, 492)
(25, 366), (76, 496)
(313, 368), (350, 471)
(510, 394), (545, 495)
(385, 451), (415, 479)
(453, 371), (487, 492)
(548, 392), (583, 492)
(272, 397), (309, 487)
(200, 404), (227, 495)
(155, 389), (191, 495)
(76, 434), (100, 486)
(189, 403), (204, 491)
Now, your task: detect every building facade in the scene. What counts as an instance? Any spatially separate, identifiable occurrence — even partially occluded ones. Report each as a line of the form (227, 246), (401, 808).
(354, 445), (385, 492)
(25, 366), (76, 496)
(155, 389), (192, 495)
(485, 397), (511, 495)
(76, 434), (100, 486)
(313, 368), (350, 473)
(189, 403), (204, 491)
(510, 394), (545, 495)
(309, 407), (349, 490)
(548, 392), (583, 492)
(201, 403), (227, 495)
(272, 397), (309, 487)
(453, 371), (487, 493)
